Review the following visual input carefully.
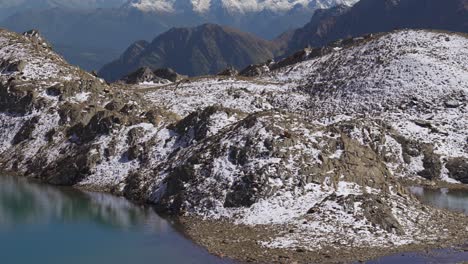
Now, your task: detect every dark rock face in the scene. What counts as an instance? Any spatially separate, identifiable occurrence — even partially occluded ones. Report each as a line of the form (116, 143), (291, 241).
(446, 158), (468, 183)
(418, 146), (442, 181)
(120, 67), (170, 85)
(286, 0), (468, 54)
(67, 110), (129, 144)
(239, 63), (271, 77)
(395, 136), (443, 180)
(99, 23), (277, 81)
(4, 60), (26, 72)
(12, 116), (40, 145)
(217, 67), (239, 76)
(153, 68), (186, 82)
(43, 147), (100, 186)
(119, 66), (187, 84)
(0, 82), (36, 115)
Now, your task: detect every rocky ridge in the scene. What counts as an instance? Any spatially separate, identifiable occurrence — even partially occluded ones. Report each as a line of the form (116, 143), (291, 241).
(0, 28), (467, 262)
(124, 0), (359, 14)
(285, 0), (468, 54)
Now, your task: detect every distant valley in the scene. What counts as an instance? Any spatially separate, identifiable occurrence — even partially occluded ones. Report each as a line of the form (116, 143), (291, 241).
(99, 0), (468, 82)
(0, 0), (357, 71)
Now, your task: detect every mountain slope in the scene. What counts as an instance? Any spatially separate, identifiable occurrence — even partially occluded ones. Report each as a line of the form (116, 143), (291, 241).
(0, 0), (357, 71)
(287, 0), (468, 53)
(1, 28), (468, 263)
(99, 23), (278, 81)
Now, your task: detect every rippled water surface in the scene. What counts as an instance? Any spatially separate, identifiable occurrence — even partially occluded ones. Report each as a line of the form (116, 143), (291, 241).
(0, 176), (233, 264)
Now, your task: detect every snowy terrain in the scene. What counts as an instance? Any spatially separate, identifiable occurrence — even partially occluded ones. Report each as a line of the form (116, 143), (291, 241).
(0, 28), (467, 254)
(125, 0), (359, 13)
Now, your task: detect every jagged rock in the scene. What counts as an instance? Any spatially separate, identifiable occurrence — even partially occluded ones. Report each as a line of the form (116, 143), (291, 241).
(67, 110), (129, 144)
(444, 100), (461, 108)
(270, 48), (312, 71)
(418, 145), (442, 181)
(239, 63), (270, 77)
(12, 116), (40, 145)
(0, 82), (36, 114)
(43, 146), (101, 185)
(446, 157), (468, 183)
(22, 29), (52, 49)
(217, 67), (239, 76)
(309, 194), (404, 235)
(121, 67), (171, 85)
(46, 85), (62, 96)
(5, 60), (26, 72)
(153, 68), (186, 82)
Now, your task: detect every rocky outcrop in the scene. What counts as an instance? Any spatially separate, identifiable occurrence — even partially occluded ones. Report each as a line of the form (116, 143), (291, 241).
(120, 67), (172, 85)
(217, 67), (239, 77)
(153, 68), (186, 82)
(0, 28), (467, 260)
(446, 158), (468, 183)
(285, 0), (468, 55)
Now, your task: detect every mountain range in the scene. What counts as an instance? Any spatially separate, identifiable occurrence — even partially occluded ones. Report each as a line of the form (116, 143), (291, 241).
(0, 26), (467, 263)
(0, 0), (356, 71)
(123, 0), (358, 14)
(99, 0), (468, 82)
(286, 0), (468, 52)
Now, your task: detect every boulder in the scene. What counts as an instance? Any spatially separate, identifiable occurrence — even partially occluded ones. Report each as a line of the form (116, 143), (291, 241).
(12, 116), (40, 145)
(217, 67), (239, 76)
(239, 63), (270, 77)
(153, 68), (187, 82)
(446, 157), (468, 183)
(120, 67), (170, 85)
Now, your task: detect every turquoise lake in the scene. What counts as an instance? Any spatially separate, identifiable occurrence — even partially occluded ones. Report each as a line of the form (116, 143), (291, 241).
(0, 175), (233, 264)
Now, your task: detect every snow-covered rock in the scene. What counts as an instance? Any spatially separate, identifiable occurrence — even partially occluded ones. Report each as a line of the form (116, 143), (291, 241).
(124, 0), (359, 14)
(0, 28), (467, 256)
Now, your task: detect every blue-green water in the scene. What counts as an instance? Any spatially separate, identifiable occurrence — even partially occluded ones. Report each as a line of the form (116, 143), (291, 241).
(1, 176), (467, 264)
(0, 176), (233, 264)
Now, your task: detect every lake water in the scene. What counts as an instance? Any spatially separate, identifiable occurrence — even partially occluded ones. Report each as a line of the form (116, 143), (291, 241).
(1, 175), (467, 264)
(0, 175), (233, 264)
(409, 186), (468, 215)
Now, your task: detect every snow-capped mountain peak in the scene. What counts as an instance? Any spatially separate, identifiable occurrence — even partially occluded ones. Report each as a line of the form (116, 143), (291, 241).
(125, 0), (359, 14)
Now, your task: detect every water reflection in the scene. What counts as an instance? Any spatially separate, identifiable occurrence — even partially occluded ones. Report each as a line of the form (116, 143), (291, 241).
(0, 175), (232, 264)
(0, 176), (167, 231)
(409, 186), (468, 215)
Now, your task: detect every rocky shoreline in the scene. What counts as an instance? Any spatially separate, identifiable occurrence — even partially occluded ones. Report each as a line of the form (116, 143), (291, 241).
(2, 165), (467, 264)
(176, 179), (468, 264)
(179, 211), (468, 264)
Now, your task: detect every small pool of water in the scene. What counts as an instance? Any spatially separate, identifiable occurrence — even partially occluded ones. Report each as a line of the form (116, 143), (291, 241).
(0, 176), (234, 264)
(409, 186), (468, 215)
(365, 186), (468, 263)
